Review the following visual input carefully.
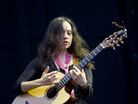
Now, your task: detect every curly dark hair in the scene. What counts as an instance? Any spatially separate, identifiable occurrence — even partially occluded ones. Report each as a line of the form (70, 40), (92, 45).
(37, 16), (94, 69)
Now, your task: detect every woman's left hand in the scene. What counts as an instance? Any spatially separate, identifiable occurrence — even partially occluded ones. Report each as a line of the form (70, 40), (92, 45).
(70, 66), (87, 87)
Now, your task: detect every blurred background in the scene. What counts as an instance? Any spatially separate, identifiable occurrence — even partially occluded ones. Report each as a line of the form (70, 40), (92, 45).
(0, 0), (138, 104)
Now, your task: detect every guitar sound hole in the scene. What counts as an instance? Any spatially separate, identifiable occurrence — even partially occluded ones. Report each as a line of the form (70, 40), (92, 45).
(47, 87), (57, 98)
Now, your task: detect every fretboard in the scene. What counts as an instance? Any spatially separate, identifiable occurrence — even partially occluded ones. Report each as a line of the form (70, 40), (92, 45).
(55, 44), (104, 91)
(76, 44), (104, 70)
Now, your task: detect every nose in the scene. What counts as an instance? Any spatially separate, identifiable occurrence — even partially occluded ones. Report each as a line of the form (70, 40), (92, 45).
(63, 32), (68, 38)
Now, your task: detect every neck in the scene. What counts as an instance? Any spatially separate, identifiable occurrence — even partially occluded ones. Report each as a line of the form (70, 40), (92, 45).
(56, 50), (67, 59)
(54, 51), (71, 74)
(60, 51), (67, 55)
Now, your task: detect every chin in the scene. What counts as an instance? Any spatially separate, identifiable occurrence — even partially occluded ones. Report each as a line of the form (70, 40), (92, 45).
(63, 45), (70, 49)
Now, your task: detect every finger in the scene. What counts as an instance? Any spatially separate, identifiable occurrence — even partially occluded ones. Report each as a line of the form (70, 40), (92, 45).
(70, 70), (76, 78)
(47, 71), (58, 77)
(71, 70), (78, 75)
(48, 74), (59, 84)
(81, 69), (85, 73)
(52, 80), (60, 84)
(73, 66), (81, 73)
(45, 66), (50, 73)
(50, 74), (58, 82)
(41, 66), (50, 78)
(43, 66), (50, 74)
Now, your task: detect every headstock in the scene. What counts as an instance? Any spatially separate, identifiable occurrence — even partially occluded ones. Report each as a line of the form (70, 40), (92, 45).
(101, 22), (127, 50)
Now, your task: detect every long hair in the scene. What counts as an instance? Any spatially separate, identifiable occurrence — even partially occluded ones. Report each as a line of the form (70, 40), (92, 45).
(37, 16), (94, 69)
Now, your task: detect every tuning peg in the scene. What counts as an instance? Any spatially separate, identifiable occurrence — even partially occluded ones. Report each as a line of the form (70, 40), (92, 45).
(121, 41), (124, 44)
(108, 43), (111, 47)
(113, 40), (116, 43)
(113, 46), (115, 50)
(116, 43), (120, 46)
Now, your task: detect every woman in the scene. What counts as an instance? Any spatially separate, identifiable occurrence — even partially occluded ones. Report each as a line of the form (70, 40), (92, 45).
(13, 16), (94, 104)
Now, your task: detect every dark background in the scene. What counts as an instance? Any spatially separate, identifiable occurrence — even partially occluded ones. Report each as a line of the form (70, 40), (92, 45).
(0, 0), (138, 104)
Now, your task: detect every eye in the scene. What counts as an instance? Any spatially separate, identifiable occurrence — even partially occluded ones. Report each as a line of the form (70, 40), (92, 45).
(67, 30), (72, 35)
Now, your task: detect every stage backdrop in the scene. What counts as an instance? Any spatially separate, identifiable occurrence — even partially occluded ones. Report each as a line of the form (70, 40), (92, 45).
(0, 0), (137, 104)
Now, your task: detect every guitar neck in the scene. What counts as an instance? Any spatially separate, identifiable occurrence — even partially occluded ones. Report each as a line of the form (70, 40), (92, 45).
(55, 43), (104, 91)
(76, 43), (104, 70)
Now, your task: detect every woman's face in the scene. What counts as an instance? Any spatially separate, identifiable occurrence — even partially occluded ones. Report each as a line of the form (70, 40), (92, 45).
(62, 21), (73, 50)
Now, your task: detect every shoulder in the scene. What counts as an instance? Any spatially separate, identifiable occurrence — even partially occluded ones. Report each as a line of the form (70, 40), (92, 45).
(28, 58), (40, 66)
(29, 58), (51, 66)
(25, 58), (40, 70)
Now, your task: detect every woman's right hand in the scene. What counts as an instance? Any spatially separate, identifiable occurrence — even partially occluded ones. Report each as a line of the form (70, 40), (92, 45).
(40, 66), (59, 85)
(21, 66), (59, 92)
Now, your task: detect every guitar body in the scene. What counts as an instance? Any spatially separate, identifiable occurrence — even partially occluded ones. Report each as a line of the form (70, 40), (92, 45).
(12, 72), (74, 104)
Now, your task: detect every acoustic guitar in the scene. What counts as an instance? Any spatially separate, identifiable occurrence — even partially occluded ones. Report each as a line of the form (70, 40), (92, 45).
(12, 23), (127, 104)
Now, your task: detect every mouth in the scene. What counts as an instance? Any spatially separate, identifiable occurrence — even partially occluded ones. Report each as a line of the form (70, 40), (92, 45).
(63, 41), (69, 44)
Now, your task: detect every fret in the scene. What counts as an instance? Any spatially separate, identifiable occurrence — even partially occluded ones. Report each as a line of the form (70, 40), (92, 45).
(65, 75), (70, 81)
(82, 60), (87, 65)
(56, 84), (60, 91)
(79, 62), (84, 68)
(58, 82), (62, 88)
(59, 76), (69, 87)
(88, 54), (93, 59)
(100, 43), (105, 48)
(64, 75), (70, 82)
(96, 47), (100, 52)
(66, 73), (72, 80)
(84, 57), (89, 64)
(63, 77), (67, 83)
(60, 79), (65, 85)
(76, 65), (81, 69)
(55, 84), (59, 90)
(95, 47), (101, 54)
(98, 44), (104, 51)
(56, 85), (60, 91)
(64, 76), (68, 82)
(92, 51), (97, 55)
(63, 76), (68, 82)
(78, 63), (84, 69)
(60, 80), (64, 86)
(85, 56), (90, 62)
